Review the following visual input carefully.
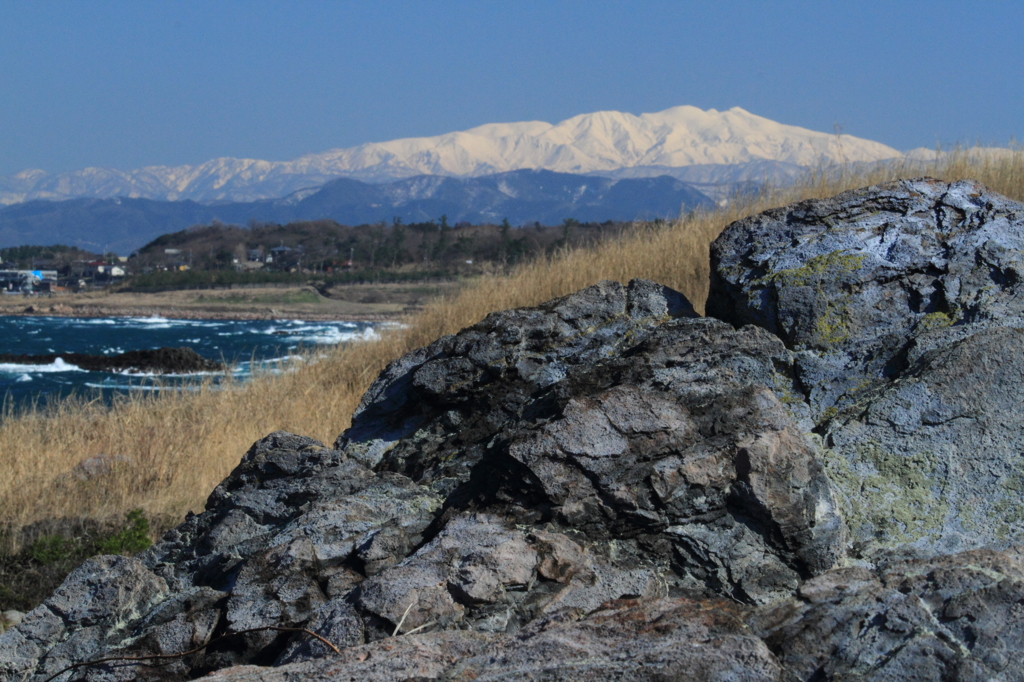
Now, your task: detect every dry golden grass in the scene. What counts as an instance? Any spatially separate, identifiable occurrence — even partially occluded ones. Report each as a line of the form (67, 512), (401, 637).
(1, 147), (1022, 550)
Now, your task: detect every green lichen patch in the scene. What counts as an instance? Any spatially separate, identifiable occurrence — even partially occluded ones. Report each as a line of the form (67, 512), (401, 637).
(759, 250), (867, 288)
(815, 303), (852, 345)
(820, 440), (949, 552)
(916, 310), (958, 332)
(991, 469), (1024, 539)
(757, 250), (868, 350)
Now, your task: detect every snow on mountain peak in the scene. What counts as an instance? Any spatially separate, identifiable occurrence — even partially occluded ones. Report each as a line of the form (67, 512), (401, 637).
(1, 106), (903, 205)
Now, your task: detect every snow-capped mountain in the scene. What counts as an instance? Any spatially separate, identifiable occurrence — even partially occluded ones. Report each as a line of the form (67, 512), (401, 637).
(0, 106), (903, 205)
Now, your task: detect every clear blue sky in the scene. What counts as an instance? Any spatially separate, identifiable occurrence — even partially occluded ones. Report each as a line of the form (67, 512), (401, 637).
(1, 0), (1020, 176)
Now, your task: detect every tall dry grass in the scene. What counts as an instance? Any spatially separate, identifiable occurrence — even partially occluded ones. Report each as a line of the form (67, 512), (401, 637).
(1, 147), (1022, 550)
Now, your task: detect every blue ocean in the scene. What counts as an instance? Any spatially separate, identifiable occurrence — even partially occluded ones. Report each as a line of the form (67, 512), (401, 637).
(0, 315), (380, 410)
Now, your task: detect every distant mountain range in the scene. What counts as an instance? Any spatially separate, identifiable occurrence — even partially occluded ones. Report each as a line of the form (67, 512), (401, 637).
(0, 106), (902, 205)
(0, 170), (714, 254)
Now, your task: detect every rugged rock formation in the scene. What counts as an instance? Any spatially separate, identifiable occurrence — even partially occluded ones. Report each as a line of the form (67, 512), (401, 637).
(750, 548), (1024, 680)
(3, 178), (1024, 680)
(709, 177), (1024, 559)
(0, 347), (224, 374)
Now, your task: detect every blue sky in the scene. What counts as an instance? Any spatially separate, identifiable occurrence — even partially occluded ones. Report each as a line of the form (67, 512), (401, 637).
(1, 1), (1020, 176)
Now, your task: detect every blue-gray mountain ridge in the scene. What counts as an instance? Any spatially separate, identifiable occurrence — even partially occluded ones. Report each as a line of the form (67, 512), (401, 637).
(0, 170), (713, 254)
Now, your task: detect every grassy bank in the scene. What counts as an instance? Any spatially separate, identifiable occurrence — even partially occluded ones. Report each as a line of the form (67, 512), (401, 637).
(1, 148), (1022, 610)
(119, 267), (459, 292)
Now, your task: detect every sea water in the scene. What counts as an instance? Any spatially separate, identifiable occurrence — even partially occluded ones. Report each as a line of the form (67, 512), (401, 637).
(0, 315), (380, 411)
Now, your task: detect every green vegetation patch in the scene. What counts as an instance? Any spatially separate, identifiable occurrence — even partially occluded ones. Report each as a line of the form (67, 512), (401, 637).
(96, 510), (151, 555)
(0, 510), (154, 613)
(121, 267), (458, 292)
(26, 535), (77, 565)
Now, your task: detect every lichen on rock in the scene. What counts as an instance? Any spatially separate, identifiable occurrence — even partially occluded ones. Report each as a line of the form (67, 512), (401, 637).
(710, 177), (1024, 560)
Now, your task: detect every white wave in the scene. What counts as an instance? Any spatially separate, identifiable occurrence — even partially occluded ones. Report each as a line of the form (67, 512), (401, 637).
(83, 382), (203, 392)
(131, 321), (175, 330)
(277, 319), (359, 329)
(114, 369), (224, 377)
(125, 316), (227, 329)
(16, 374), (32, 382)
(261, 323), (379, 345)
(0, 358), (83, 374)
(117, 315), (197, 330)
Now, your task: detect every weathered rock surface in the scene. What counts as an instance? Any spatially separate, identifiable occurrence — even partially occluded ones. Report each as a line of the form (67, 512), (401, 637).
(750, 547), (1024, 681)
(206, 597), (783, 682)
(204, 546), (1024, 681)
(5, 178), (1024, 680)
(0, 556), (168, 680)
(710, 177), (1024, 559)
(342, 279), (842, 609)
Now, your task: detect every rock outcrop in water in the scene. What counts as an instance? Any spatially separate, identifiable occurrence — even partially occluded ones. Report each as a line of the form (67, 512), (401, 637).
(0, 347), (224, 374)
(4, 178), (1024, 681)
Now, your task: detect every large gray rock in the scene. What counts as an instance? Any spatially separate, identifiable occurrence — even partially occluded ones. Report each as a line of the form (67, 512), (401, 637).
(339, 278), (697, 483)
(178, 546), (1024, 682)
(340, 281), (843, 608)
(709, 177), (1024, 416)
(0, 279), (842, 680)
(0, 432), (443, 680)
(0, 556), (168, 681)
(709, 177), (1024, 559)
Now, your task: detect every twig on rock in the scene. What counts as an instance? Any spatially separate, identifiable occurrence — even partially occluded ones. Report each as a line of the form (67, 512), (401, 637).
(41, 625), (340, 682)
(402, 620), (437, 636)
(392, 600), (416, 636)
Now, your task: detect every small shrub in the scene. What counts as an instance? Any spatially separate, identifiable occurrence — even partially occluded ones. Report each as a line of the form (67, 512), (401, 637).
(96, 510), (151, 555)
(27, 535), (75, 565)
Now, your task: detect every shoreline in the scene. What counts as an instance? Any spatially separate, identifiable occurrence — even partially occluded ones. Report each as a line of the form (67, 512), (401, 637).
(0, 302), (406, 322)
(0, 281), (456, 322)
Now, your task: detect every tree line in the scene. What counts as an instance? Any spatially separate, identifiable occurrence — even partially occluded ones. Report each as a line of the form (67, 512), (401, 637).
(130, 217), (638, 275)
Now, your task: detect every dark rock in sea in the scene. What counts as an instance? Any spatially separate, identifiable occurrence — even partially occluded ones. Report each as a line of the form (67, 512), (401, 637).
(709, 177), (1024, 560)
(5, 178), (1024, 680)
(0, 346), (224, 374)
